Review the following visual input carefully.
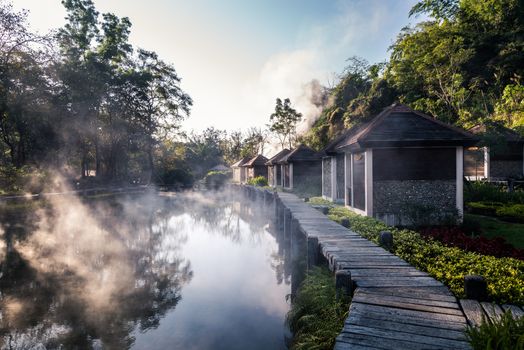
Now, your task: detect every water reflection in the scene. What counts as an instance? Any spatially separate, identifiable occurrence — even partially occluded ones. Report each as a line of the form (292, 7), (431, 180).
(0, 190), (305, 350)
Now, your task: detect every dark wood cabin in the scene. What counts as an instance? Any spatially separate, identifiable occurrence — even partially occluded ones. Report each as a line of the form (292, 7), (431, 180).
(276, 144), (322, 196)
(464, 124), (523, 180)
(265, 149), (290, 187)
(231, 157), (250, 183)
(323, 104), (478, 225)
(244, 154), (269, 181)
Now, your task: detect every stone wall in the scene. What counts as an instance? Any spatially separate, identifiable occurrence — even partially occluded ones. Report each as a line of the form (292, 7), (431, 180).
(373, 180), (457, 226)
(490, 160), (523, 179)
(322, 157), (332, 198)
(293, 161), (322, 197)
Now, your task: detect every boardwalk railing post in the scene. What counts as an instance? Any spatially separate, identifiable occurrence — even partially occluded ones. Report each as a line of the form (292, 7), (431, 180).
(335, 269), (352, 299)
(379, 231), (393, 251)
(307, 236), (319, 270)
(464, 275), (488, 301)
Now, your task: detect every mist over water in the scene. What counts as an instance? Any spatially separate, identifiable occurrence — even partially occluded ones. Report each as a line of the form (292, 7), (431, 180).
(0, 189), (295, 350)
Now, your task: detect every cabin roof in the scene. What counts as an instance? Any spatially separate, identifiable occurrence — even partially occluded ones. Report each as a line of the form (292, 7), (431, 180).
(278, 144), (321, 164)
(244, 154), (269, 167)
(468, 123), (523, 143)
(231, 156), (251, 168)
(265, 148), (291, 165)
(325, 104), (478, 153)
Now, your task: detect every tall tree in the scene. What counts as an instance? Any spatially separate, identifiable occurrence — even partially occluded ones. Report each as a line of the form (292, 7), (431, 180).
(268, 98), (302, 149)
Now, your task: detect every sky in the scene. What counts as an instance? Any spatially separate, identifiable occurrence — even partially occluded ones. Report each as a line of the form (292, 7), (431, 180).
(13, 0), (424, 134)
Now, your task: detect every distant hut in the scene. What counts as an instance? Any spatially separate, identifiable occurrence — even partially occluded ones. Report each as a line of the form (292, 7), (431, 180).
(323, 104), (477, 225)
(244, 154), (269, 181)
(276, 144), (322, 196)
(464, 124), (523, 180)
(265, 149), (290, 187)
(231, 157), (250, 183)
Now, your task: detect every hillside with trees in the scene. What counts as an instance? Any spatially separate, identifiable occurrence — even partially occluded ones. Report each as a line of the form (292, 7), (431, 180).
(302, 0), (524, 150)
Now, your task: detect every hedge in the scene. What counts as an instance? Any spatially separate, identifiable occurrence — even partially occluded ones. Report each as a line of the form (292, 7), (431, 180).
(327, 206), (524, 305)
(247, 176), (268, 187)
(468, 201), (524, 222)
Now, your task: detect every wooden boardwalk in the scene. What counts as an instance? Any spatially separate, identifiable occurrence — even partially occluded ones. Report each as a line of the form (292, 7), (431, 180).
(273, 191), (472, 350)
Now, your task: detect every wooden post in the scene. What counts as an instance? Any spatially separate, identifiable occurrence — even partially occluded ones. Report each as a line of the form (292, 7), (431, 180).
(464, 275), (488, 301)
(379, 231), (393, 251)
(307, 236), (319, 269)
(336, 269), (353, 298)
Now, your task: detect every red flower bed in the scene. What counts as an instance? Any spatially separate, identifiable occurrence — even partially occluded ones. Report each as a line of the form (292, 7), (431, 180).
(419, 227), (524, 260)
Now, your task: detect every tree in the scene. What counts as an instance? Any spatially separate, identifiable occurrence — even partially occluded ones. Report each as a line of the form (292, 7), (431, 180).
(268, 98), (302, 149)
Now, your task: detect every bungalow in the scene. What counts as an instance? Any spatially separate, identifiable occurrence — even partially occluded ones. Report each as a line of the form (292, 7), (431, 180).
(243, 154), (269, 181)
(464, 124), (524, 180)
(322, 104), (477, 226)
(231, 157), (250, 183)
(276, 144), (322, 196)
(265, 149), (290, 187)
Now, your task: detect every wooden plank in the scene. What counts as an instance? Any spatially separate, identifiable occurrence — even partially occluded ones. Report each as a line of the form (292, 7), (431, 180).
(501, 304), (524, 318)
(339, 325), (470, 349)
(460, 299), (485, 327)
(350, 302), (467, 325)
(354, 277), (445, 288)
(353, 293), (464, 316)
(348, 308), (466, 332)
(481, 302), (505, 323)
(358, 286), (456, 302)
(347, 313), (467, 341)
(337, 333), (420, 350)
(356, 290), (460, 309)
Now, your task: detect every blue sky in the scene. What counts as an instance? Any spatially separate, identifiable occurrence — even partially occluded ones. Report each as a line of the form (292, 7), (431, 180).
(14, 0), (424, 134)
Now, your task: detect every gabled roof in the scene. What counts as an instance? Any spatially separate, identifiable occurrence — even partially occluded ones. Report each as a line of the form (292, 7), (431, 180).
(244, 154), (269, 167)
(265, 149), (290, 165)
(469, 123), (523, 143)
(231, 156), (250, 168)
(278, 144), (321, 164)
(325, 104), (478, 153)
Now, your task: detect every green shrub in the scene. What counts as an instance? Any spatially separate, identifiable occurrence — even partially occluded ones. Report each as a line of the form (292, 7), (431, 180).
(466, 311), (524, 350)
(496, 204), (524, 223)
(467, 201), (505, 216)
(247, 176), (268, 187)
(307, 197), (334, 206)
(287, 267), (350, 350)
(326, 206), (524, 305)
(465, 181), (524, 204)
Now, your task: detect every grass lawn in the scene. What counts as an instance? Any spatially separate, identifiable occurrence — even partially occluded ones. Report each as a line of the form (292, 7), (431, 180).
(466, 213), (524, 249)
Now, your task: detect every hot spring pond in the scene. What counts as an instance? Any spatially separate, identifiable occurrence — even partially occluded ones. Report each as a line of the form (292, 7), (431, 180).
(0, 191), (302, 349)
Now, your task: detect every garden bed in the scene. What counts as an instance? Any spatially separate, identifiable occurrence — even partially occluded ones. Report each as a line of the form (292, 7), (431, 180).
(317, 204), (524, 305)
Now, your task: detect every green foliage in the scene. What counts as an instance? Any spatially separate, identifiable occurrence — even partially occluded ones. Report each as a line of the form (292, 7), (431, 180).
(467, 201), (505, 216)
(466, 311), (524, 350)
(306, 197), (334, 206)
(326, 206), (524, 304)
(496, 204), (524, 223)
(286, 267), (349, 350)
(465, 182), (524, 204)
(246, 176), (268, 187)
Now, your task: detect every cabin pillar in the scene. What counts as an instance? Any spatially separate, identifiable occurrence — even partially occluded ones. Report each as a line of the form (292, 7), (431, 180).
(456, 146), (464, 220)
(289, 163), (294, 189)
(483, 147), (490, 179)
(330, 156), (336, 201)
(344, 153), (351, 206)
(365, 149), (373, 217)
